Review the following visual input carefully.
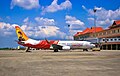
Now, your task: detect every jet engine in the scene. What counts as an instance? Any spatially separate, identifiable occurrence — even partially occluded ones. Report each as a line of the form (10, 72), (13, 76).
(62, 46), (70, 50)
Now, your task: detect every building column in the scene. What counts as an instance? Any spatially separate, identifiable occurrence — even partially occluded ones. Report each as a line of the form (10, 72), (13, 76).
(106, 45), (108, 50)
(111, 44), (113, 50)
(111, 44), (112, 50)
(116, 44), (118, 50)
(101, 45), (103, 50)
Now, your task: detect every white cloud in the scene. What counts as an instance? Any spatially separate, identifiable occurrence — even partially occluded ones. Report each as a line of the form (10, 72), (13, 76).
(65, 15), (85, 40)
(11, 0), (40, 9)
(89, 7), (120, 20)
(12, 24), (19, 28)
(20, 25), (66, 39)
(35, 17), (55, 26)
(65, 30), (82, 40)
(94, 6), (102, 11)
(88, 18), (94, 21)
(0, 21), (66, 39)
(23, 17), (29, 23)
(82, 5), (103, 15)
(1, 15), (80, 40)
(42, 0), (72, 14)
(23, 17), (29, 25)
(65, 15), (85, 30)
(82, 5), (87, 10)
(83, 5), (120, 27)
(96, 19), (114, 27)
(0, 22), (15, 36)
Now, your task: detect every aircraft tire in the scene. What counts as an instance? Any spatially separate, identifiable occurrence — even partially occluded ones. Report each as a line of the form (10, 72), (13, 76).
(83, 49), (88, 51)
(25, 47), (31, 52)
(54, 49), (58, 52)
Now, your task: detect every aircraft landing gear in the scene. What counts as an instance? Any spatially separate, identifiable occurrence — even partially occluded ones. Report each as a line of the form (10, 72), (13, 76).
(54, 49), (58, 52)
(83, 49), (88, 51)
(25, 47), (31, 52)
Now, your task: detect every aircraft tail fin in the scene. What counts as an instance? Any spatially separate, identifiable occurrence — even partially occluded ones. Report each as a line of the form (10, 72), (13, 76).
(15, 26), (29, 41)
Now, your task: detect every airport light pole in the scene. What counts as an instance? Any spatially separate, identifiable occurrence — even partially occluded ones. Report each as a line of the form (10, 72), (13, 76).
(93, 8), (98, 47)
(68, 25), (70, 40)
(93, 8), (97, 33)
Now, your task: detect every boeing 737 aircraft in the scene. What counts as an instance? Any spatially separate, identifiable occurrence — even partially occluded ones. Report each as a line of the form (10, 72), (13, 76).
(14, 26), (95, 52)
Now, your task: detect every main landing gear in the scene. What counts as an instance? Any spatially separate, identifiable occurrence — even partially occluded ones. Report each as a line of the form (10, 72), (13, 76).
(83, 49), (88, 51)
(25, 47), (31, 52)
(54, 49), (59, 52)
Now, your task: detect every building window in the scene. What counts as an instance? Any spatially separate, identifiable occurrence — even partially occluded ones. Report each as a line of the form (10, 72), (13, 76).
(114, 39), (117, 41)
(119, 39), (120, 41)
(99, 33), (102, 36)
(103, 32), (106, 35)
(107, 31), (108, 34)
(112, 30), (115, 33)
(107, 31), (110, 34)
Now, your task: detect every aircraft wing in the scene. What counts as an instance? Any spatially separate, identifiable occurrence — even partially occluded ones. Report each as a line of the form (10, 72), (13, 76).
(52, 44), (63, 50)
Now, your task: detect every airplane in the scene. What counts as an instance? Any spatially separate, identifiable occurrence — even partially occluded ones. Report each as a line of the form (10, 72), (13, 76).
(14, 26), (95, 52)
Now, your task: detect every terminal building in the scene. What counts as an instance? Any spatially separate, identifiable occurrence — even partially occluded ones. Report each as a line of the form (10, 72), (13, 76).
(74, 20), (120, 50)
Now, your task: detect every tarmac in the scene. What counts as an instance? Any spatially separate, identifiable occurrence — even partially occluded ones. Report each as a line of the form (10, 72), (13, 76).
(0, 49), (120, 76)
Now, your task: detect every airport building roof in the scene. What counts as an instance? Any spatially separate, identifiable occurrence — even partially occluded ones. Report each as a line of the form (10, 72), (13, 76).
(74, 20), (120, 37)
(109, 20), (120, 29)
(74, 27), (103, 36)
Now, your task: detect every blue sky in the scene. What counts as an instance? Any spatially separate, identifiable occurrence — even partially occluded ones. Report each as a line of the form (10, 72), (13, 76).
(0, 0), (120, 48)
